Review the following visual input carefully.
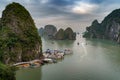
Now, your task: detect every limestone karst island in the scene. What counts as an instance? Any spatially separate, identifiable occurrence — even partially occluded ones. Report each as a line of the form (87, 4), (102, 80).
(0, 1), (120, 80)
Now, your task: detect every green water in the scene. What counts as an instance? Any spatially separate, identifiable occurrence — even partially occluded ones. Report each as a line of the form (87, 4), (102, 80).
(16, 35), (120, 80)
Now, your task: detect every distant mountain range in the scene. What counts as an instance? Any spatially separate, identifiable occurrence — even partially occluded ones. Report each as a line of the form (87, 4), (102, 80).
(39, 25), (76, 40)
(83, 9), (120, 43)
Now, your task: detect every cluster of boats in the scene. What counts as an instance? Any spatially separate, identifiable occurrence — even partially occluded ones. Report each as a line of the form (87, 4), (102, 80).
(13, 49), (73, 68)
(13, 59), (42, 68)
(43, 49), (73, 63)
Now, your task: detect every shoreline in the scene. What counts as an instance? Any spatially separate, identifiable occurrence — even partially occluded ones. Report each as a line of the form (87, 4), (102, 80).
(14, 59), (43, 68)
(14, 49), (73, 69)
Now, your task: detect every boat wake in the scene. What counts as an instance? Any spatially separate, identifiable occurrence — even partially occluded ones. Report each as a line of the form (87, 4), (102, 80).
(81, 42), (88, 59)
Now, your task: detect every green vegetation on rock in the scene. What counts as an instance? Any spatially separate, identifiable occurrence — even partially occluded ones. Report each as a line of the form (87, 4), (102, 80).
(64, 27), (76, 40)
(83, 9), (120, 43)
(55, 28), (65, 40)
(44, 25), (57, 36)
(83, 20), (103, 38)
(0, 2), (42, 80)
(55, 27), (76, 40)
(39, 25), (76, 40)
(0, 62), (16, 80)
(0, 2), (42, 64)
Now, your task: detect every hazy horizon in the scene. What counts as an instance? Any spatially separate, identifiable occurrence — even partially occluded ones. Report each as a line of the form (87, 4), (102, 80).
(0, 0), (120, 32)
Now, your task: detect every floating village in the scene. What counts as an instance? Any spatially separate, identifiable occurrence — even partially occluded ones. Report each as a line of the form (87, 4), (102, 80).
(13, 49), (73, 68)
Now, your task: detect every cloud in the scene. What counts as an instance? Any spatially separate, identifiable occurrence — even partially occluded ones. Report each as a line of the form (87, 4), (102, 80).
(46, 0), (75, 6)
(72, 1), (99, 14)
(89, 0), (104, 4)
(0, 0), (120, 32)
(40, 0), (49, 4)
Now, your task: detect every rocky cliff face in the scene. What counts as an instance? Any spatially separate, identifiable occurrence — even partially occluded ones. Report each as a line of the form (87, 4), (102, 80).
(83, 20), (103, 38)
(39, 27), (45, 36)
(39, 25), (57, 39)
(83, 9), (120, 43)
(64, 27), (76, 40)
(104, 21), (120, 40)
(39, 25), (76, 40)
(54, 28), (65, 40)
(44, 25), (57, 37)
(0, 2), (42, 64)
(55, 27), (76, 40)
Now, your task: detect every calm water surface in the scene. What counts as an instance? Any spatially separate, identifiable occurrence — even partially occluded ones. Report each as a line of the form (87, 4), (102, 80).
(16, 35), (120, 80)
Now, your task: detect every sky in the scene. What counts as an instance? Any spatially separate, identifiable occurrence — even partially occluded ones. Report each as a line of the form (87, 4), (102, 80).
(0, 0), (120, 32)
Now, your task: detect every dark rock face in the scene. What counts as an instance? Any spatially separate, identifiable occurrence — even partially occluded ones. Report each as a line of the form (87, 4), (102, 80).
(64, 27), (76, 40)
(0, 19), (1, 29)
(83, 9), (120, 43)
(83, 20), (102, 38)
(0, 2), (42, 64)
(105, 21), (120, 40)
(38, 25), (76, 40)
(54, 28), (65, 40)
(0, 18), (1, 24)
(55, 27), (76, 40)
(39, 27), (45, 36)
(39, 25), (57, 39)
(44, 25), (57, 37)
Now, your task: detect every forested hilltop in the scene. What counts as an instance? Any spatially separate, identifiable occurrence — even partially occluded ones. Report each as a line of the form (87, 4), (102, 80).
(0, 2), (42, 80)
(83, 9), (120, 43)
